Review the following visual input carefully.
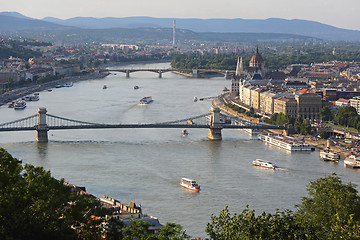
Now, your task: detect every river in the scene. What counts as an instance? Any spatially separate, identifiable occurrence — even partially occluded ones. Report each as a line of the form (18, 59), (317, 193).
(1, 62), (359, 238)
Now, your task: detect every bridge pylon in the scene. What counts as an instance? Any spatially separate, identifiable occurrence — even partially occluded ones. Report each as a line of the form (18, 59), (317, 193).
(36, 107), (49, 143)
(208, 107), (222, 140)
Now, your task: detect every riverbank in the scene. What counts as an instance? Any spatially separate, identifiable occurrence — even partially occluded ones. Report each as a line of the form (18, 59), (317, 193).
(213, 94), (353, 155)
(0, 72), (109, 107)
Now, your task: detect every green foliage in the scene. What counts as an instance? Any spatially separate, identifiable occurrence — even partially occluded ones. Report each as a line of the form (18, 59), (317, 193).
(207, 174), (360, 239)
(319, 131), (330, 139)
(267, 113), (292, 126)
(158, 222), (189, 240)
(296, 173), (360, 239)
(320, 106), (333, 121)
(225, 102), (246, 114)
(301, 119), (311, 135)
(36, 74), (64, 84)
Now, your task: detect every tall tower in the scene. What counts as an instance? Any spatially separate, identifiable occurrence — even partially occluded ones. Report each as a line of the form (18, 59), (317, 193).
(235, 57), (244, 76)
(173, 19), (176, 47)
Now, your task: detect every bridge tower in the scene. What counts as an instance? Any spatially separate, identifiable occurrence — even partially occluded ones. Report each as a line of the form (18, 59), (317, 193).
(208, 107), (222, 140)
(36, 107), (49, 143)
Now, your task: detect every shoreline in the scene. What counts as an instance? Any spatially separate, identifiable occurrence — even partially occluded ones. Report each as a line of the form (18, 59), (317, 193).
(0, 72), (109, 107)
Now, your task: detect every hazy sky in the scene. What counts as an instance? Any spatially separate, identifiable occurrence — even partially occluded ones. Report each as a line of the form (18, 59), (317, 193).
(1, 0), (359, 30)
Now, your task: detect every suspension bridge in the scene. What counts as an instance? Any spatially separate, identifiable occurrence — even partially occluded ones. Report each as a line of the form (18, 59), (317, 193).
(0, 107), (286, 142)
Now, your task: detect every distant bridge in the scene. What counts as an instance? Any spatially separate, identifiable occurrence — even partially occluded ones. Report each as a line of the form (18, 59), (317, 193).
(0, 107), (286, 142)
(98, 68), (236, 79)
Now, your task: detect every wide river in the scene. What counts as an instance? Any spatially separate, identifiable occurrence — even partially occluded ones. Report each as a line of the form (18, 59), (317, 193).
(1, 62), (359, 238)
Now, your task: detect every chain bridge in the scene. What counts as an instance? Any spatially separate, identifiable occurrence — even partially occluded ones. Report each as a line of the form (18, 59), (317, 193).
(0, 107), (286, 142)
(99, 68), (236, 79)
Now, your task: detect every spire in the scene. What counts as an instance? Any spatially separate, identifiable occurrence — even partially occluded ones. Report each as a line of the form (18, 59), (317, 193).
(235, 57), (240, 76)
(236, 57), (244, 76)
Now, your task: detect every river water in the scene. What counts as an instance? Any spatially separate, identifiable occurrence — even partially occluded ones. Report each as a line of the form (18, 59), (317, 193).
(1, 62), (359, 238)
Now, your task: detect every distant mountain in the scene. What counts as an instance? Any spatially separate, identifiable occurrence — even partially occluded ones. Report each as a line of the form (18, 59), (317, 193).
(0, 13), (73, 31)
(42, 16), (360, 41)
(1, 12), (360, 41)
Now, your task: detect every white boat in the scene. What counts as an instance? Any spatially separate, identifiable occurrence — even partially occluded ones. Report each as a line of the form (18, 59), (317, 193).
(182, 129), (189, 136)
(193, 96), (198, 102)
(180, 178), (200, 191)
(320, 150), (340, 162)
(8, 101), (15, 108)
(344, 155), (360, 168)
(14, 100), (26, 110)
(30, 94), (39, 101)
(258, 133), (315, 151)
(234, 120), (260, 135)
(63, 82), (73, 87)
(252, 159), (277, 169)
(23, 95), (31, 101)
(139, 96), (153, 104)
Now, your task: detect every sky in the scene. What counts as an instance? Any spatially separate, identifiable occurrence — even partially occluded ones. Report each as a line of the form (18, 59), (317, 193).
(1, 0), (360, 30)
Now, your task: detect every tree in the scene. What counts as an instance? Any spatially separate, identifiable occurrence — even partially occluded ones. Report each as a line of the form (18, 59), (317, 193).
(206, 174), (360, 239)
(296, 173), (360, 239)
(319, 131), (330, 139)
(294, 116), (303, 134)
(158, 222), (189, 240)
(320, 106), (333, 122)
(300, 118), (311, 135)
(333, 106), (357, 126)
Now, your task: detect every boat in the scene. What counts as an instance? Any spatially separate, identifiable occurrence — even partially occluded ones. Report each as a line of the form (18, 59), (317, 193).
(8, 101), (15, 108)
(24, 95), (31, 101)
(47, 89), (52, 92)
(180, 178), (200, 191)
(63, 82), (73, 87)
(344, 155), (360, 168)
(252, 159), (277, 169)
(139, 96), (153, 104)
(55, 84), (62, 88)
(258, 133), (315, 151)
(102, 85), (107, 89)
(193, 96), (198, 102)
(30, 94), (39, 101)
(182, 129), (189, 136)
(14, 100), (26, 110)
(134, 85), (139, 90)
(234, 120), (260, 135)
(320, 150), (340, 162)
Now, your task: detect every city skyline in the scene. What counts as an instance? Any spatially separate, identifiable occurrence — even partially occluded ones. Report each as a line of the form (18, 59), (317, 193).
(1, 0), (360, 31)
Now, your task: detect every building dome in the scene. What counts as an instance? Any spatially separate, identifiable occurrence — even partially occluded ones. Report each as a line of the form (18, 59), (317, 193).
(249, 48), (264, 68)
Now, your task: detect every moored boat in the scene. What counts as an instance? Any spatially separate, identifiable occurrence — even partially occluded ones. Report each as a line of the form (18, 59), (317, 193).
(258, 133), (315, 151)
(14, 100), (26, 110)
(344, 155), (360, 168)
(252, 159), (277, 169)
(180, 178), (200, 191)
(139, 96), (153, 104)
(320, 150), (340, 162)
(8, 101), (15, 108)
(30, 94), (39, 101)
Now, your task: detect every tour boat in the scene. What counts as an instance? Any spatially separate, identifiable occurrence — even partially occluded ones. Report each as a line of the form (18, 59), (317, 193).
(139, 96), (153, 104)
(63, 82), (73, 87)
(182, 129), (189, 136)
(180, 178), (200, 191)
(8, 101), (15, 108)
(258, 133), (315, 151)
(14, 100), (26, 110)
(320, 150), (340, 162)
(344, 155), (360, 168)
(252, 159), (277, 169)
(30, 94), (39, 101)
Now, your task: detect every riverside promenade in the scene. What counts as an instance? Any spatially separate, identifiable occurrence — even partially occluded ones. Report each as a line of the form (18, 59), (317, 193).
(0, 72), (109, 107)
